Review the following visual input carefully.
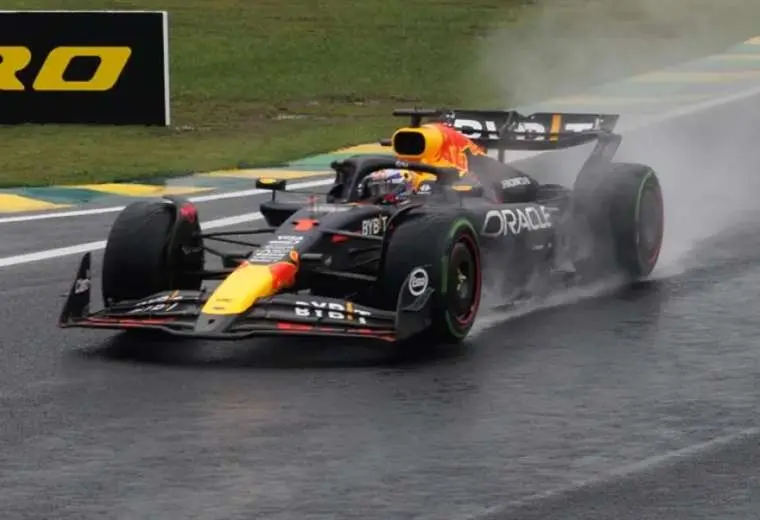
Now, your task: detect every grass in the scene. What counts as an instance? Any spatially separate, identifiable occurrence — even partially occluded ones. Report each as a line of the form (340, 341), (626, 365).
(2, 0), (760, 187)
(0, 0), (528, 187)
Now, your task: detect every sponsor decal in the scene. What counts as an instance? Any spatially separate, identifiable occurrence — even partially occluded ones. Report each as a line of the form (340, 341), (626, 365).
(451, 114), (600, 142)
(453, 118), (500, 140)
(418, 183), (433, 194)
(127, 293), (181, 314)
(481, 206), (553, 237)
(311, 204), (353, 213)
(181, 244), (203, 255)
(408, 267), (429, 296)
(0, 11), (169, 125)
(128, 302), (178, 314)
(294, 300), (372, 324)
(361, 215), (389, 237)
(73, 274), (91, 294)
(270, 235), (303, 243)
(0, 46), (131, 92)
(501, 176), (533, 189)
(512, 120), (596, 141)
(250, 235), (303, 263)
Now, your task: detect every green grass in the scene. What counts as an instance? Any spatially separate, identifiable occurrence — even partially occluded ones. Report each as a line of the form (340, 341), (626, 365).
(0, 0), (528, 187)
(2, 0), (760, 187)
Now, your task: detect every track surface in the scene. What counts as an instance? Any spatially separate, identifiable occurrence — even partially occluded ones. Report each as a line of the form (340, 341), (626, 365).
(2, 93), (760, 519)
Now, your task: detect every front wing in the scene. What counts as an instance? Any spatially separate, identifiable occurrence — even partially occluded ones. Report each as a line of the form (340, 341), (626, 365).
(58, 253), (433, 343)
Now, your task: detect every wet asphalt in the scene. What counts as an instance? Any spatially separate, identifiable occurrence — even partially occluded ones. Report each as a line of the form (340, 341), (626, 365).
(2, 92), (760, 519)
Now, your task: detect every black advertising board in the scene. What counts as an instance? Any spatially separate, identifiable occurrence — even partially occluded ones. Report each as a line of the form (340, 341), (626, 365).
(0, 10), (170, 125)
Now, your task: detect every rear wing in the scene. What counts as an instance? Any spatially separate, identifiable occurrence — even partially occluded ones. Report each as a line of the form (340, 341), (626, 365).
(390, 107), (622, 163)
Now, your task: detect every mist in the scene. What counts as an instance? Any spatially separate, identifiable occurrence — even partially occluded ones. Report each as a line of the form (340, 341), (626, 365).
(620, 101), (760, 278)
(470, 0), (760, 330)
(478, 0), (760, 107)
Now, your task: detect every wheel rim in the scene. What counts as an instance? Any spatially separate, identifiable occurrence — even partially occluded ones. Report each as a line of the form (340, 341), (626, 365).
(446, 235), (481, 326)
(637, 184), (664, 265)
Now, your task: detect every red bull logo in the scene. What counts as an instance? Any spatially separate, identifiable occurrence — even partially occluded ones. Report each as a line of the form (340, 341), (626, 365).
(428, 123), (485, 172)
(391, 123), (485, 174)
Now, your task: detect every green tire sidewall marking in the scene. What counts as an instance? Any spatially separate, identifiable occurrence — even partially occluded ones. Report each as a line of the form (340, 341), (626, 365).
(634, 169), (656, 265)
(441, 217), (479, 338)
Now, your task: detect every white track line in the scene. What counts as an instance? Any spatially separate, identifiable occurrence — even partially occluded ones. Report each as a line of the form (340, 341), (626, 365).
(0, 211), (266, 268)
(0, 177), (335, 225)
(620, 81), (760, 132)
(0, 240), (108, 269)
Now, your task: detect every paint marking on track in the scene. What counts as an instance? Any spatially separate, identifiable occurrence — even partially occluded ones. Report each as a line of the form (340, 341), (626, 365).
(333, 143), (390, 154)
(0, 177), (335, 225)
(0, 240), (107, 269)
(199, 168), (328, 180)
(632, 70), (760, 83)
(69, 183), (212, 197)
(0, 211), (266, 268)
(620, 79), (760, 130)
(0, 194), (70, 213)
(544, 94), (706, 106)
(707, 53), (760, 61)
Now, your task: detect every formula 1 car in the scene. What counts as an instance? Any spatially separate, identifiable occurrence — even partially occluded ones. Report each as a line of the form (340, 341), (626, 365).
(59, 107), (664, 345)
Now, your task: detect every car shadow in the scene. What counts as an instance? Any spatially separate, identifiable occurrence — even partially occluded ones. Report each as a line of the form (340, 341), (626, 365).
(78, 331), (474, 370)
(77, 280), (666, 371)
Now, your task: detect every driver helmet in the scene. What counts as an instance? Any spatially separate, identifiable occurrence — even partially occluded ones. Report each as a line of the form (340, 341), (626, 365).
(364, 168), (418, 203)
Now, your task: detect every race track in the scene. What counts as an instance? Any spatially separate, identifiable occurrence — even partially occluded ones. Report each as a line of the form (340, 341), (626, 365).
(2, 91), (760, 519)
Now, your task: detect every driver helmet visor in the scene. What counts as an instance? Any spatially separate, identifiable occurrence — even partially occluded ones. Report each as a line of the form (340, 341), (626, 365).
(365, 169), (411, 198)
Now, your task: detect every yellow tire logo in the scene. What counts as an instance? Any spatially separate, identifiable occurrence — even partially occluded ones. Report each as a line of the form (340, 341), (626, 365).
(0, 46), (131, 91)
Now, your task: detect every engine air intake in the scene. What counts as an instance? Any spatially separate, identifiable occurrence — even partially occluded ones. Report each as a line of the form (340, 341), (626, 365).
(391, 125), (445, 161)
(392, 130), (426, 156)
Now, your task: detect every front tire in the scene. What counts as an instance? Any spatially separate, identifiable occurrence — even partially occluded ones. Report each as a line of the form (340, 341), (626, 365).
(101, 198), (204, 305)
(380, 213), (483, 344)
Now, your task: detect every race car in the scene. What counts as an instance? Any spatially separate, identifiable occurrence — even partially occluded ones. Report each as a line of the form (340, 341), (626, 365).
(58, 107), (664, 345)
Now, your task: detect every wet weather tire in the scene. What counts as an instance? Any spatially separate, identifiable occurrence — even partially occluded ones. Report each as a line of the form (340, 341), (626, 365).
(101, 198), (204, 304)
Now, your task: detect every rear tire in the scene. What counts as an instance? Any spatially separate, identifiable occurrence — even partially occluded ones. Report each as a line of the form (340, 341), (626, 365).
(101, 198), (204, 304)
(574, 163), (664, 279)
(380, 213), (482, 344)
